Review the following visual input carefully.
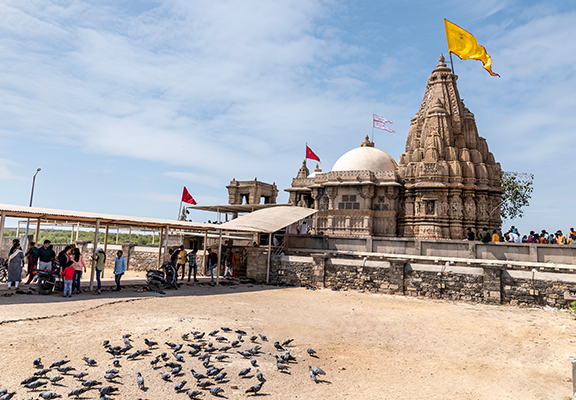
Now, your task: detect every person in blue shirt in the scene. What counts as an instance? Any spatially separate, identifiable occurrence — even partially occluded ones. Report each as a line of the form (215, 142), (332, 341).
(114, 250), (127, 291)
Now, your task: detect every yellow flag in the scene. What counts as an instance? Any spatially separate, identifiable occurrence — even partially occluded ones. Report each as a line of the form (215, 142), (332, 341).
(444, 19), (499, 77)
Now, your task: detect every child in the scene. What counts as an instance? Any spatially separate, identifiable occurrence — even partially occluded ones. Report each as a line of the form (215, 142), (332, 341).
(62, 263), (75, 298)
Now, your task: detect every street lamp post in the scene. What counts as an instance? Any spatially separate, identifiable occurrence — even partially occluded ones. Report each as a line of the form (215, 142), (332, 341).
(22, 168), (41, 250)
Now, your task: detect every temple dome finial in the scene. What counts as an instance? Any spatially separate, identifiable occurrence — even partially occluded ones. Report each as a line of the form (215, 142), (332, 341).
(361, 135), (374, 148)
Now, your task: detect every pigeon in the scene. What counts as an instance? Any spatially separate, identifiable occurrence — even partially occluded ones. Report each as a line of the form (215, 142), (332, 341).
(165, 342), (177, 348)
(245, 382), (264, 394)
(215, 354), (229, 361)
(276, 360), (289, 371)
(231, 340), (240, 347)
(33, 357), (42, 367)
(144, 338), (158, 347)
(24, 380), (47, 389)
(205, 346), (217, 353)
(202, 357), (211, 369)
(186, 390), (202, 398)
(0, 392), (14, 400)
(250, 336), (258, 342)
(166, 362), (181, 369)
(122, 334), (132, 339)
(283, 350), (296, 362)
(196, 380), (212, 388)
(238, 368), (251, 377)
(112, 358), (120, 367)
(174, 344), (183, 352)
(104, 373), (119, 381)
(0, 390), (6, 396)
(198, 353), (210, 361)
(209, 386), (224, 396)
(181, 333), (190, 340)
(190, 370), (206, 380)
(248, 345), (261, 354)
(49, 376), (64, 384)
(34, 369), (50, 376)
(235, 329), (247, 335)
(119, 346), (132, 354)
(57, 366), (75, 374)
(105, 368), (119, 375)
(256, 369), (265, 382)
(127, 351), (140, 360)
(39, 392), (61, 399)
(21, 376), (40, 385)
(150, 356), (160, 367)
(81, 380), (101, 388)
(219, 346), (231, 352)
(258, 334), (268, 341)
(173, 353), (185, 362)
(174, 380), (187, 391)
(137, 372), (144, 390)
(68, 387), (89, 397)
(102, 340), (110, 348)
(237, 334), (243, 341)
(100, 396), (112, 400)
(206, 367), (223, 376)
(99, 386), (118, 395)
(208, 330), (219, 336)
(50, 360), (70, 368)
(308, 365), (326, 382)
(237, 351), (252, 358)
(83, 357), (97, 366)
(187, 343), (202, 350)
(281, 339), (294, 347)
(138, 349), (151, 356)
(215, 336), (227, 342)
(73, 372), (88, 380)
(250, 357), (258, 367)
(188, 349), (200, 356)
(307, 348), (317, 356)
(273, 341), (284, 351)
(172, 366), (182, 375)
(193, 332), (205, 340)
(214, 372), (227, 382)
(311, 366), (326, 376)
(221, 327), (231, 332)
(160, 373), (171, 381)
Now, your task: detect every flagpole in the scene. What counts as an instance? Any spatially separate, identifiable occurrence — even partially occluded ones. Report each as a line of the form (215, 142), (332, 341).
(449, 51), (455, 75)
(178, 201), (182, 220)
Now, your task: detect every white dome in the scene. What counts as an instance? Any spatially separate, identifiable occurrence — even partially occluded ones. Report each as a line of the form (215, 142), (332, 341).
(331, 145), (397, 173)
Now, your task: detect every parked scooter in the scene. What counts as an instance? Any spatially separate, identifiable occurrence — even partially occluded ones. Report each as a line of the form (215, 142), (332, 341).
(36, 265), (62, 295)
(147, 261), (178, 292)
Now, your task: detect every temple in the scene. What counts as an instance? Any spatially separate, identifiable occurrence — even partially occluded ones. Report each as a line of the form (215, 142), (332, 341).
(286, 55), (502, 239)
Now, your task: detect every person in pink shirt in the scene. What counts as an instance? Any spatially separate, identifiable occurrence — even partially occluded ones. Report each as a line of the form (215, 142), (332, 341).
(71, 247), (86, 294)
(62, 264), (75, 297)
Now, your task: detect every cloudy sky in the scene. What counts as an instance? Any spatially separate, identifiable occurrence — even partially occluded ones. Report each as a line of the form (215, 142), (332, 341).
(0, 0), (574, 234)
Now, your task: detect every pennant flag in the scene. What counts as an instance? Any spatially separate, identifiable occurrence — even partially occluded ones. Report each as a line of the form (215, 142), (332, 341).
(306, 145), (320, 162)
(181, 186), (197, 205)
(444, 19), (499, 77)
(373, 114), (396, 134)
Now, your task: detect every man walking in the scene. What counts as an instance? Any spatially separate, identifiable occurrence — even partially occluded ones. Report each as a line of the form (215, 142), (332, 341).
(114, 250), (126, 291)
(37, 240), (56, 271)
(207, 248), (218, 283)
(186, 249), (199, 283)
(177, 245), (187, 280)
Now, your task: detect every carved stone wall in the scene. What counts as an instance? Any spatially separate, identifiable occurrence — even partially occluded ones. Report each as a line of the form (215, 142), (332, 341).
(227, 178), (278, 205)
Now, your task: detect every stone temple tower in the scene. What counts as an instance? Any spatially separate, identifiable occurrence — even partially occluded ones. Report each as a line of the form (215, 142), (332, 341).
(397, 55), (502, 239)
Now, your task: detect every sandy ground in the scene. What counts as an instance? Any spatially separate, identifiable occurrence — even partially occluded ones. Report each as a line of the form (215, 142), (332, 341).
(0, 271), (575, 400)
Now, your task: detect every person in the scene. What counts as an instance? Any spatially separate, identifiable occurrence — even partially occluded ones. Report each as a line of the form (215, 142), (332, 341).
(465, 228), (475, 241)
(479, 228), (490, 243)
(71, 248), (86, 294)
(232, 249), (242, 279)
(93, 247), (106, 294)
(37, 240), (56, 271)
(165, 248), (174, 263)
(61, 262), (75, 298)
(297, 222), (310, 235)
(538, 234), (548, 244)
(223, 248), (233, 279)
(207, 248), (218, 282)
(491, 230), (500, 242)
(6, 242), (24, 289)
(24, 242), (38, 284)
(527, 231), (535, 243)
(556, 230), (566, 245)
(570, 233), (576, 245)
(507, 230), (520, 243)
(177, 245), (187, 280)
(58, 245), (73, 271)
(521, 235), (528, 243)
(186, 249), (199, 282)
(114, 250), (126, 291)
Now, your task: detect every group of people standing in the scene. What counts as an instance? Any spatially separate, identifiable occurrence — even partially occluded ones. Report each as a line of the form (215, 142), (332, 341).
(465, 226), (576, 245)
(165, 246), (243, 284)
(4, 239), (127, 296)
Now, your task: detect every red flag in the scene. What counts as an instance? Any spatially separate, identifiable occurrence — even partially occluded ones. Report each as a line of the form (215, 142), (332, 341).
(306, 145), (320, 162)
(181, 187), (197, 205)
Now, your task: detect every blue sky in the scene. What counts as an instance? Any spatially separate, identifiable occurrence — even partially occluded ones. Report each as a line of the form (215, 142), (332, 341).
(0, 0), (574, 235)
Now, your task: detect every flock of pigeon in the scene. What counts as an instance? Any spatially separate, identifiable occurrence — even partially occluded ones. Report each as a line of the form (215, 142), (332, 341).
(0, 327), (327, 399)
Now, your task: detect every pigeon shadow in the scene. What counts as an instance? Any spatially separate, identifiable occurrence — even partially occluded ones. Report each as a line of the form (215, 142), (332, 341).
(140, 386), (149, 392)
(315, 379), (332, 384)
(279, 371), (291, 375)
(249, 393), (271, 397)
(241, 375), (254, 379)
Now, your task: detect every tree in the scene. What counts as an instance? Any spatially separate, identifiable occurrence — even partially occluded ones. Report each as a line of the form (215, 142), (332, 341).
(500, 172), (534, 220)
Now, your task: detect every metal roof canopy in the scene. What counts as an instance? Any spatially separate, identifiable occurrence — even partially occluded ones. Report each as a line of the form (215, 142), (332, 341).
(218, 206), (316, 233)
(0, 204), (216, 230)
(187, 203), (290, 214)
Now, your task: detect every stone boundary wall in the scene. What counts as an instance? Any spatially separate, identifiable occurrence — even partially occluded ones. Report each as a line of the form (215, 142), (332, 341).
(263, 250), (576, 308)
(285, 234), (576, 265)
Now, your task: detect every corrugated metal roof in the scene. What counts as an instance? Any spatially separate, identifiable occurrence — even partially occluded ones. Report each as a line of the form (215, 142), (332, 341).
(0, 204), (216, 230)
(218, 206), (316, 233)
(187, 203), (289, 213)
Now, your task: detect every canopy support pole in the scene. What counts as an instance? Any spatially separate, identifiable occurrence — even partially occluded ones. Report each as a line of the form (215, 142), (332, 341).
(216, 230), (222, 285)
(267, 232), (272, 283)
(0, 211), (5, 253)
(89, 219), (100, 292)
(102, 225), (109, 279)
(163, 225), (169, 266)
(203, 230), (208, 276)
(35, 219), (40, 244)
(70, 224), (74, 243)
(157, 228), (164, 268)
(75, 222), (79, 241)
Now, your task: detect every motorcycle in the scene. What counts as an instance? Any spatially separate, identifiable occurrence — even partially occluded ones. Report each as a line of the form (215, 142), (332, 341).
(147, 261), (178, 292)
(36, 266), (62, 295)
(0, 258), (7, 283)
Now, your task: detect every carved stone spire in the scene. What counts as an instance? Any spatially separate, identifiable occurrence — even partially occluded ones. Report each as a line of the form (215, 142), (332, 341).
(296, 160), (309, 178)
(360, 135), (374, 147)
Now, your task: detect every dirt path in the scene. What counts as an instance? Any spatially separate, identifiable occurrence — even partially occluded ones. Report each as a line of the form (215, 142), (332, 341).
(0, 278), (574, 399)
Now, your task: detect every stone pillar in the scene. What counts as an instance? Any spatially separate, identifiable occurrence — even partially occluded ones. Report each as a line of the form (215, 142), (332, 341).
(121, 242), (138, 270)
(482, 265), (502, 304)
(311, 253), (328, 287)
(389, 259), (406, 295)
